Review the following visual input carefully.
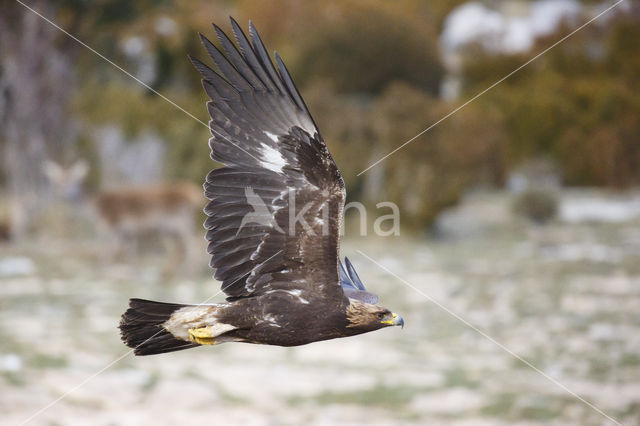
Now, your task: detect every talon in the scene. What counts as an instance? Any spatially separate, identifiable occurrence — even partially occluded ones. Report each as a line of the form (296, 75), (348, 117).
(188, 326), (216, 345)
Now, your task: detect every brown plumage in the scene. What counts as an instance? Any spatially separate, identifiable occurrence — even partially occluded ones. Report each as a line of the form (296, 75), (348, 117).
(119, 18), (403, 356)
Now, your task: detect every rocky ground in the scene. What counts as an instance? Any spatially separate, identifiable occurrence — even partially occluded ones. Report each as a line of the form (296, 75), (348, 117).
(1, 190), (639, 426)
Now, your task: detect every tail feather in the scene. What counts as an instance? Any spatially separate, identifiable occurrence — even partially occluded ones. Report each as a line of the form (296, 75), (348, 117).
(119, 298), (198, 356)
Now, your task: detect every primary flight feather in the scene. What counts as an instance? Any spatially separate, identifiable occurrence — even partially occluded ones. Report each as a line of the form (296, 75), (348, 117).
(119, 18), (404, 355)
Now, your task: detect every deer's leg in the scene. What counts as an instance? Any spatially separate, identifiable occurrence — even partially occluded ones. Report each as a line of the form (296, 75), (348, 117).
(159, 228), (183, 279)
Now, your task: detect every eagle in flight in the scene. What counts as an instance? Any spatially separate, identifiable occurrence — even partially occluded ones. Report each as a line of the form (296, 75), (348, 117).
(119, 18), (404, 355)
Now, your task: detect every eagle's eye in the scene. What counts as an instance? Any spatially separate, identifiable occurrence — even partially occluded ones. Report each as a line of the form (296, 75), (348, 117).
(376, 312), (385, 319)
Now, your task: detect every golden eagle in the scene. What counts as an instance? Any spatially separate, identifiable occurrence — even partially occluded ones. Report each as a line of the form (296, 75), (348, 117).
(119, 18), (404, 355)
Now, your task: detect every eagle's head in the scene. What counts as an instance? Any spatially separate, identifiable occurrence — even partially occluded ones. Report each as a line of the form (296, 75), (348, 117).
(345, 300), (404, 332)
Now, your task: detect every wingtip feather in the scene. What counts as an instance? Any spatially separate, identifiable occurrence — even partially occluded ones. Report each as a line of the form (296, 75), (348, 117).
(198, 32), (210, 47)
(229, 16), (241, 28)
(212, 22), (226, 39)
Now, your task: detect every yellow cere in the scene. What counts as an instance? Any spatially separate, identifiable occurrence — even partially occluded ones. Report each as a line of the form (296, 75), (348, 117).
(380, 312), (399, 325)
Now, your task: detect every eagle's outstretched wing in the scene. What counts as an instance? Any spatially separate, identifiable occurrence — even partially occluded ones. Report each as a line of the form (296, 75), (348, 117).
(193, 19), (346, 301)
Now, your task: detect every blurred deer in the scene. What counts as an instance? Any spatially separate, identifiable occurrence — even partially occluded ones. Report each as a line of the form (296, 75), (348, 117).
(42, 159), (91, 237)
(95, 182), (202, 272)
(0, 220), (10, 243)
(43, 160), (203, 274)
(43, 159), (89, 202)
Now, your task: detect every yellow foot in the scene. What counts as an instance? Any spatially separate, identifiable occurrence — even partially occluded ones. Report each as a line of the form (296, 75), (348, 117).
(188, 326), (216, 345)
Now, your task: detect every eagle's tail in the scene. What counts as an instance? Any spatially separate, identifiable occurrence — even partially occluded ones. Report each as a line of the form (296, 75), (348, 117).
(119, 298), (198, 356)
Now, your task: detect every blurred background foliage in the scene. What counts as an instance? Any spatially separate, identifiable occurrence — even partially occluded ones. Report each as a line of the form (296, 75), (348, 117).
(1, 0), (639, 235)
(461, 11), (640, 188)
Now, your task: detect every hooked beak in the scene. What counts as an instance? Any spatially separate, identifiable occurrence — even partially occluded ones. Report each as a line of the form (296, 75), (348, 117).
(381, 312), (404, 328)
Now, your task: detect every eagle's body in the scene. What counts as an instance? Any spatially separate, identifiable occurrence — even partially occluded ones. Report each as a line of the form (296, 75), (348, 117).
(167, 292), (352, 347)
(119, 18), (403, 355)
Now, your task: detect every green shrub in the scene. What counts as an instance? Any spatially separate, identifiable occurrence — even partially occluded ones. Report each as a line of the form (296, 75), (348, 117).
(369, 82), (507, 228)
(292, 5), (443, 96)
(459, 8), (640, 188)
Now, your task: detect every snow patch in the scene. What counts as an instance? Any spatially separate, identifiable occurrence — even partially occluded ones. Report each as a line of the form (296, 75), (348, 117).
(560, 195), (640, 223)
(441, 0), (581, 54)
(0, 257), (36, 277)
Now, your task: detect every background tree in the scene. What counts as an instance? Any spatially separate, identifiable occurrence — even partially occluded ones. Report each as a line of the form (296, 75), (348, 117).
(459, 4), (640, 187)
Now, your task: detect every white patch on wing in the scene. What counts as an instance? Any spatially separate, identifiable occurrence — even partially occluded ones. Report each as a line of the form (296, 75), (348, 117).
(285, 289), (310, 304)
(250, 240), (266, 261)
(263, 313), (281, 328)
(246, 254), (276, 293)
(264, 131), (279, 142)
(260, 142), (286, 173)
